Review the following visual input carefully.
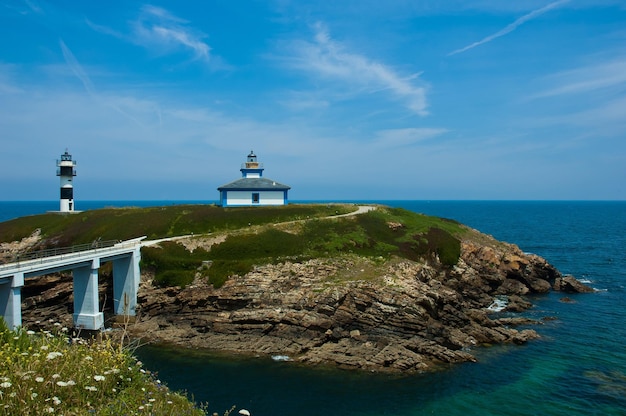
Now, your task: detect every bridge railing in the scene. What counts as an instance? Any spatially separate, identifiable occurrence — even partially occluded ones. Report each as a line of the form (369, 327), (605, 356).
(0, 240), (137, 272)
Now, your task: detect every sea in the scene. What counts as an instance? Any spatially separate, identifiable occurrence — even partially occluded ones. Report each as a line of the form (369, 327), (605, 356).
(1, 200), (625, 415)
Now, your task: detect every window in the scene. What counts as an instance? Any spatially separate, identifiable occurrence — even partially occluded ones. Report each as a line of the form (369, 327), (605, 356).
(252, 193), (260, 203)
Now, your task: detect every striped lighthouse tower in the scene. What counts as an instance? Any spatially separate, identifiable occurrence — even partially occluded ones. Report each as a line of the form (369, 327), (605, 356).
(56, 149), (77, 212)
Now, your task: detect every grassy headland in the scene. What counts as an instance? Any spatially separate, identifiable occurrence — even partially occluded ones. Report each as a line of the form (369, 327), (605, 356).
(0, 203), (466, 288)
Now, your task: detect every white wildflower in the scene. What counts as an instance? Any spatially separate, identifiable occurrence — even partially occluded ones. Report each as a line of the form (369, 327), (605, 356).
(46, 352), (63, 360)
(0, 382), (11, 388)
(52, 396), (61, 405)
(36, 377), (44, 383)
(93, 375), (105, 382)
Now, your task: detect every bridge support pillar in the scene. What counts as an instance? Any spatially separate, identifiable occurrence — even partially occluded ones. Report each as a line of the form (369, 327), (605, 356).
(112, 247), (141, 318)
(72, 259), (103, 330)
(0, 273), (24, 330)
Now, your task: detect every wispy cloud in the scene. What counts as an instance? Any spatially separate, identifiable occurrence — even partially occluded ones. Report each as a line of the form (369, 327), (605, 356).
(59, 40), (95, 94)
(0, 64), (24, 94)
(24, 0), (43, 14)
(59, 39), (148, 125)
(448, 0), (570, 56)
(531, 58), (626, 98)
(131, 5), (211, 61)
(373, 127), (448, 149)
(282, 22), (429, 116)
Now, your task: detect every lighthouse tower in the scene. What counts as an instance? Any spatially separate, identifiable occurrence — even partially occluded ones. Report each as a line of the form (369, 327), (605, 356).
(241, 150), (264, 178)
(56, 150), (77, 212)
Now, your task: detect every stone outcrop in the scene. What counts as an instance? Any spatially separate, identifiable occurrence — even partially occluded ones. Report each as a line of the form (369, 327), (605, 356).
(15, 231), (593, 373)
(0, 229), (41, 264)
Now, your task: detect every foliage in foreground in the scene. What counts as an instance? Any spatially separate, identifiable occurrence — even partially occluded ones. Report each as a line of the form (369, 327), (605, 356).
(0, 319), (214, 416)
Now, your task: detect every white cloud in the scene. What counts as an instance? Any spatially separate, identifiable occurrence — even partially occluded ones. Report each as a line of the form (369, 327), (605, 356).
(131, 5), (211, 61)
(281, 22), (429, 116)
(448, 0), (570, 56)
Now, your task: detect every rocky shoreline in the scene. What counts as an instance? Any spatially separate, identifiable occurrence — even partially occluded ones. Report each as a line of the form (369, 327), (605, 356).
(18, 230), (593, 373)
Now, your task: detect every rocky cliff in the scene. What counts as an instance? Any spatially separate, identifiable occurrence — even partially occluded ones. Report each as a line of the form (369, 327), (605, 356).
(124, 231), (591, 373)
(11, 213), (593, 373)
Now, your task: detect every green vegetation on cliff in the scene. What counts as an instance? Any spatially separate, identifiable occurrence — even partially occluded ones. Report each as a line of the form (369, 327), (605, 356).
(139, 206), (464, 288)
(0, 204), (465, 289)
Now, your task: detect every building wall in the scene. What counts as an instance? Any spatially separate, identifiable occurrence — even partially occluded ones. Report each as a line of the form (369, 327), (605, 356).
(222, 190), (287, 206)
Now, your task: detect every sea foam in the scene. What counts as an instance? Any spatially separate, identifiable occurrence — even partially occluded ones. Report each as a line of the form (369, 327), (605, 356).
(487, 296), (508, 312)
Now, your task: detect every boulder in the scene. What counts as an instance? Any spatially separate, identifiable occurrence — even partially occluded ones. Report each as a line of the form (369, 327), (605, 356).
(554, 276), (595, 293)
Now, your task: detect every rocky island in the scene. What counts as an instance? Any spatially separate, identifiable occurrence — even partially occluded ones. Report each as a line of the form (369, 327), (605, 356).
(0, 204), (593, 373)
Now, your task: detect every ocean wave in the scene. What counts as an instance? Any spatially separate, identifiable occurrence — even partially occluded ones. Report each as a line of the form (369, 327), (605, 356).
(487, 296), (508, 312)
(271, 355), (292, 362)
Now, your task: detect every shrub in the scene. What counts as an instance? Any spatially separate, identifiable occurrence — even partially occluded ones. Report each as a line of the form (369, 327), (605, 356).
(424, 227), (461, 266)
(141, 243), (210, 288)
(207, 259), (257, 289)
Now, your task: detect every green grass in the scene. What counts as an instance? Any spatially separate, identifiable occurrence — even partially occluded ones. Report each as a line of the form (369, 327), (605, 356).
(0, 319), (216, 416)
(0, 204), (356, 248)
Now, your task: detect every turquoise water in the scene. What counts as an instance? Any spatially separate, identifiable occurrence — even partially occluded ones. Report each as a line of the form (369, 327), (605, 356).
(2, 201), (625, 415)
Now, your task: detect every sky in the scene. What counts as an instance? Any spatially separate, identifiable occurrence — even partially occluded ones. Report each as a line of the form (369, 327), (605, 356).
(1, 0), (625, 201)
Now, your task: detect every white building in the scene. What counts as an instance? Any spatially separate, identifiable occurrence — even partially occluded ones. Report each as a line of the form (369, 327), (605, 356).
(217, 151), (290, 206)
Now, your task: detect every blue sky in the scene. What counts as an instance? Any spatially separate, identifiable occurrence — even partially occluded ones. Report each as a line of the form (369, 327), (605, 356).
(1, 0), (625, 201)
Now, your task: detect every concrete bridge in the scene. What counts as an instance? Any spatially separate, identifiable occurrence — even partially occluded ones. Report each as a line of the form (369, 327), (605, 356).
(0, 237), (144, 330)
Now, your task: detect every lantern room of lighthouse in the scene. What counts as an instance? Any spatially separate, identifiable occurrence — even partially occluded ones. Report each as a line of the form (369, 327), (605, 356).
(217, 151), (290, 206)
(56, 150), (77, 212)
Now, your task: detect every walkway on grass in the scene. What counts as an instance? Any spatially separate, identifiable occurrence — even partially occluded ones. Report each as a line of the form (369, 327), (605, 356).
(140, 205), (377, 246)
